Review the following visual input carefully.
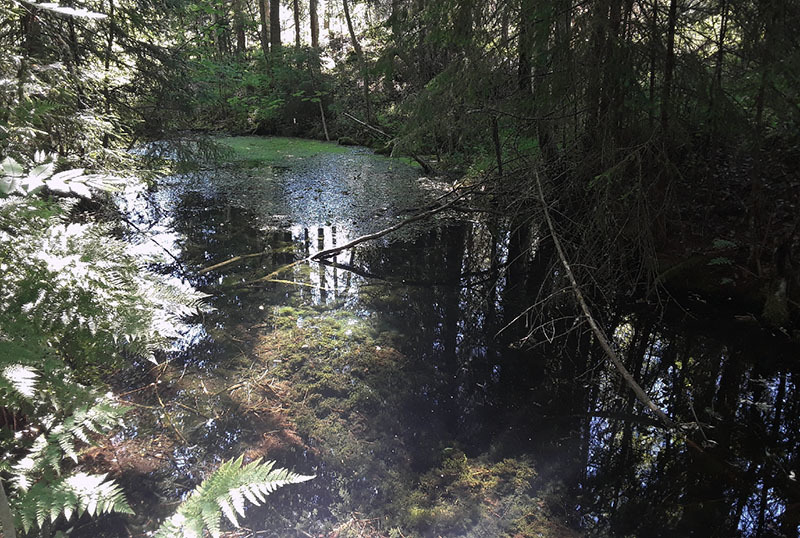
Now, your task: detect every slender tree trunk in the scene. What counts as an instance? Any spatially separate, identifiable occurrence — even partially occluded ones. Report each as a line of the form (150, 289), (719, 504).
(660, 0), (678, 131)
(501, 3), (509, 45)
(293, 0), (301, 46)
(342, 0), (372, 121)
(270, 0), (281, 52)
(307, 59), (330, 140)
(517, 0), (534, 94)
(259, 0), (271, 59)
(454, 0), (472, 44)
(68, 18), (80, 66)
(648, 0), (658, 127)
(309, 0), (319, 48)
(233, 0), (246, 53)
(391, 0), (400, 42)
(586, 0), (608, 136)
(21, 6), (41, 57)
(492, 116), (503, 176)
(103, 0), (114, 148)
(708, 0), (728, 134)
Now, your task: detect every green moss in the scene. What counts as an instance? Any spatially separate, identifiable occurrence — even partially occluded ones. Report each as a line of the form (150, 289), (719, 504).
(389, 449), (545, 536)
(238, 304), (573, 536)
(218, 136), (351, 166)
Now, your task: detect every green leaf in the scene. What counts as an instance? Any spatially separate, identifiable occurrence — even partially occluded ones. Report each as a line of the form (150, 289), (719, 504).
(0, 175), (20, 195)
(712, 238), (737, 250)
(2, 157), (24, 177)
(708, 257), (733, 266)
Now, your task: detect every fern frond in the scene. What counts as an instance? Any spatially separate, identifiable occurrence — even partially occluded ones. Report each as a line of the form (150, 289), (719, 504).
(11, 398), (126, 489)
(0, 364), (38, 399)
(156, 457), (314, 538)
(13, 472), (132, 533)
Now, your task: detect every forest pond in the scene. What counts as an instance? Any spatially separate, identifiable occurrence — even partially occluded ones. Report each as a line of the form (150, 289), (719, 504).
(88, 137), (798, 537)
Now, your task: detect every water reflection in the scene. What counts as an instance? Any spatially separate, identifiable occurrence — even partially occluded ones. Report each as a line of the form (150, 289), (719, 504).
(107, 147), (799, 538)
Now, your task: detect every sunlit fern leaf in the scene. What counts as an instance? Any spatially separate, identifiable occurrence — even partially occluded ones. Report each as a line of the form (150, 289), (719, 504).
(155, 456), (314, 538)
(11, 399), (126, 490)
(13, 472), (132, 532)
(1, 364), (38, 398)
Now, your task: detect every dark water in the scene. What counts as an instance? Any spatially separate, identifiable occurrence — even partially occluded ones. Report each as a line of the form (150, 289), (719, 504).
(101, 143), (799, 537)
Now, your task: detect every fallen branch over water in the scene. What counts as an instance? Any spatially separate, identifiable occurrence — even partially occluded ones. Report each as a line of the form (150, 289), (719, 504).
(533, 169), (676, 430)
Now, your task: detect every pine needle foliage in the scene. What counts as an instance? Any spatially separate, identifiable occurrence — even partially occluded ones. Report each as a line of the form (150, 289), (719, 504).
(156, 457), (314, 538)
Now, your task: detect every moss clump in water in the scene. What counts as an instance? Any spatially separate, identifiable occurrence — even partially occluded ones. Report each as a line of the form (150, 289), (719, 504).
(393, 449), (568, 537)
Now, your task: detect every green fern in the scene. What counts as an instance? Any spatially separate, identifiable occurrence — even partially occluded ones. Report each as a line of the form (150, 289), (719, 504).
(14, 472), (132, 533)
(156, 457), (314, 538)
(12, 400), (126, 488)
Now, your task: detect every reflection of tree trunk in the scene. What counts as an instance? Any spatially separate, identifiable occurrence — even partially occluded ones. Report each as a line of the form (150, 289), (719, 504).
(443, 225), (465, 368)
(259, 0), (271, 59)
(309, 0), (319, 48)
(503, 218), (530, 337)
(342, 0), (372, 121)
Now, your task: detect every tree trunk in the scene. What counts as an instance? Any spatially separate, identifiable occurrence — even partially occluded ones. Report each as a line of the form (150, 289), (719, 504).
(270, 0), (281, 52)
(454, 0), (472, 44)
(259, 0), (271, 59)
(342, 0), (372, 121)
(391, 0), (400, 42)
(517, 0), (534, 93)
(309, 0), (319, 48)
(648, 0), (658, 127)
(103, 0), (114, 148)
(233, 0), (246, 53)
(708, 0), (728, 135)
(293, 0), (301, 46)
(660, 0), (678, 131)
(586, 0), (609, 136)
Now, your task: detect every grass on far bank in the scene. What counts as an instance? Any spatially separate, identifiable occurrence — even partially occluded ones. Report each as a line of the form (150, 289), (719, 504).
(218, 136), (351, 166)
(218, 135), (422, 170)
